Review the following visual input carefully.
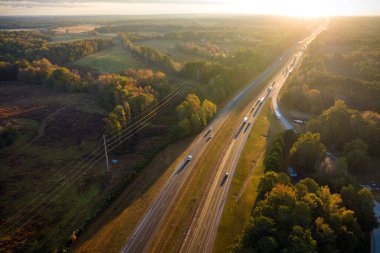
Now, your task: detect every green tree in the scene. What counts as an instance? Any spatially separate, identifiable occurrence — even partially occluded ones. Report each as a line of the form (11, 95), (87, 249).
(313, 217), (337, 253)
(340, 185), (378, 232)
(201, 99), (217, 123)
(284, 226), (317, 253)
(113, 105), (127, 125)
(257, 172), (291, 197)
(175, 94), (217, 136)
(290, 132), (326, 173)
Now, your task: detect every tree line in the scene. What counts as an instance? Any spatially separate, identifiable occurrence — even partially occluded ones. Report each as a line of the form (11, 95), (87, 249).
(119, 33), (179, 72)
(0, 31), (113, 64)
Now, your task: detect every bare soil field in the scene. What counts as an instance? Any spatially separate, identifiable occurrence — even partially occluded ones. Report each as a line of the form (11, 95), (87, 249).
(0, 82), (104, 145)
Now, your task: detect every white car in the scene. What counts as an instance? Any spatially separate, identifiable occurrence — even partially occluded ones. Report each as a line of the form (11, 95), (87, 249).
(293, 119), (305, 125)
(187, 155), (193, 161)
(243, 117), (248, 123)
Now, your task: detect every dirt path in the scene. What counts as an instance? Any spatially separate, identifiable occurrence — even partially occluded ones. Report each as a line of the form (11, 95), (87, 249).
(29, 104), (71, 144)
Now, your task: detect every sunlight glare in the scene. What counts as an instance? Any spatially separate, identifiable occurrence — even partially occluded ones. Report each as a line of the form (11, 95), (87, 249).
(230, 0), (330, 17)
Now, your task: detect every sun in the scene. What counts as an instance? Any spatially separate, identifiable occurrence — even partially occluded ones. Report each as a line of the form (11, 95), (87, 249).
(227, 0), (329, 17)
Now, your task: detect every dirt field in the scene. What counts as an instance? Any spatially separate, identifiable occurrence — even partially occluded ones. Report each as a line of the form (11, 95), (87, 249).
(0, 82), (104, 145)
(0, 82), (107, 251)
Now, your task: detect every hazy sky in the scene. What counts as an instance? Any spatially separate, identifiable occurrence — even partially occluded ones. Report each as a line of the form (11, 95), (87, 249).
(0, 0), (379, 16)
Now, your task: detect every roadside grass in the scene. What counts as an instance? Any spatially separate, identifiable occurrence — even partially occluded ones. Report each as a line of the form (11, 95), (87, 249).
(74, 138), (193, 253)
(267, 104), (286, 142)
(213, 101), (274, 253)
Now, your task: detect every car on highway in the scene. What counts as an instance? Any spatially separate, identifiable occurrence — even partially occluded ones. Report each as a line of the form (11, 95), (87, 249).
(220, 172), (229, 186)
(243, 116), (248, 123)
(187, 155), (193, 161)
(259, 96), (265, 104)
(204, 126), (213, 137)
(293, 119), (305, 125)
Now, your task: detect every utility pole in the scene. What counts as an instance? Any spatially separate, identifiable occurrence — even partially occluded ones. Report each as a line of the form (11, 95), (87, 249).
(103, 134), (110, 173)
(196, 69), (200, 85)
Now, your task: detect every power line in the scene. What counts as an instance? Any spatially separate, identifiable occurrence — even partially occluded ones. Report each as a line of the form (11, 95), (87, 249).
(0, 78), (190, 232)
(0, 79), (190, 237)
(1, 87), (187, 238)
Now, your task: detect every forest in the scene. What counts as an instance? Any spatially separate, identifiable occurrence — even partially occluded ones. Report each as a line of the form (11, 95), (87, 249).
(233, 128), (378, 252)
(279, 17), (380, 181)
(233, 17), (380, 252)
(233, 172), (376, 253)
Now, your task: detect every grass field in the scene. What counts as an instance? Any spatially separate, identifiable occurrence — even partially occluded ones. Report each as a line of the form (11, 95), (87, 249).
(50, 33), (115, 43)
(134, 39), (220, 63)
(213, 101), (275, 253)
(72, 42), (145, 73)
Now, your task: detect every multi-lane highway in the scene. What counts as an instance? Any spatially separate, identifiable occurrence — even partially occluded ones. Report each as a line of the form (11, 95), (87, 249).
(120, 23), (326, 253)
(180, 25), (327, 253)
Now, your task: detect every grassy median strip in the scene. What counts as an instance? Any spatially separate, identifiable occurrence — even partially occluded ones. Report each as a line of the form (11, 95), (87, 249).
(213, 101), (273, 253)
(148, 121), (235, 253)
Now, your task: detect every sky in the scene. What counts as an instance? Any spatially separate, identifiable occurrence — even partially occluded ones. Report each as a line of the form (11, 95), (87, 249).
(0, 0), (379, 17)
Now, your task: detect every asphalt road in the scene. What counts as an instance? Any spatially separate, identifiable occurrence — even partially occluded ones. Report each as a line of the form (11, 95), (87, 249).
(181, 25), (327, 253)
(272, 25), (327, 131)
(120, 24), (326, 253)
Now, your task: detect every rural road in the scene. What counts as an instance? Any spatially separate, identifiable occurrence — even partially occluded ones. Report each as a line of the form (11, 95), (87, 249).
(120, 23), (326, 253)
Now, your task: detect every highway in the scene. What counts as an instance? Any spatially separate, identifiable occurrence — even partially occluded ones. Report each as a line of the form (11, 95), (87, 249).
(181, 25), (327, 253)
(272, 24), (327, 131)
(120, 24), (326, 253)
